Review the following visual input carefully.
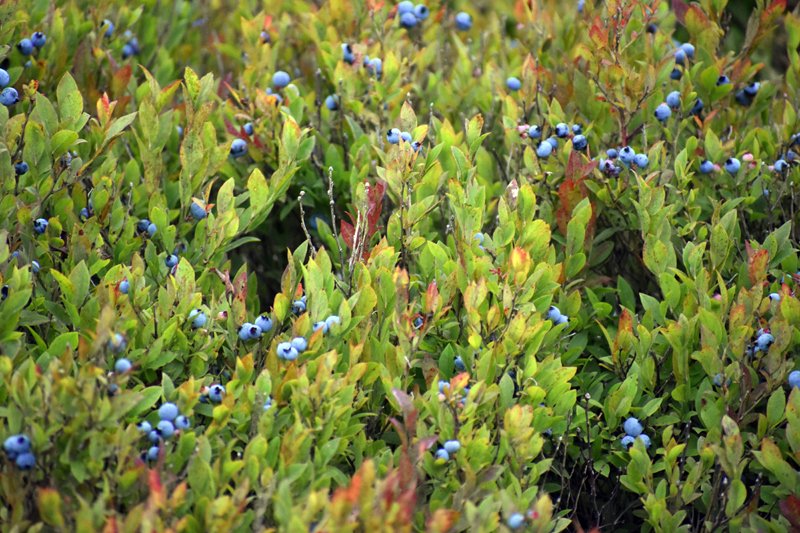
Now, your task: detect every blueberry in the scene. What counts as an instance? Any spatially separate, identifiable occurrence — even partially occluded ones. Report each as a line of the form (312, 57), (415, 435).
(713, 373), (731, 387)
(654, 103), (671, 122)
(528, 125), (542, 138)
(680, 43), (695, 58)
(325, 315), (341, 329)
(572, 124), (583, 135)
(14, 162), (28, 175)
(724, 157), (741, 174)
(1, 285), (8, 301)
(606, 148), (618, 159)
(735, 90), (753, 106)
(158, 403), (178, 421)
(31, 32), (46, 48)
(147, 223), (157, 237)
(109, 333), (127, 352)
(619, 146), (636, 164)
(673, 48), (685, 64)
(122, 45), (134, 59)
(400, 131), (412, 143)
(386, 128), (401, 144)
(414, 4), (429, 19)
(744, 82), (760, 96)
(17, 39), (34, 56)
(241, 122), (254, 136)
(4, 434), (31, 454)
(148, 430), (161, 443)
(137, 219), (151, 233)
(690, 98), (704, 115)
(15, 452), (35, 470)
(325, 95), (339, 110)
(0, 68), (9, 88)
(238, 323), (256, 340)
(165, 255), (178, 268)
(230, 138), (248, 157)
(292, 300), (306, 314)
(255, 315), (273, 333)
(545, 137), (559, 149)
(790, 370), (800, 389)
(190, 201), (207, 220)
(313, 321), (328, 333)
(137, 421), (152, 433)
(31, 260), (39, 274)
(621, 435), (635, 449)
(670, 68), (682, 80)
(455, 12), (472, 30)
(756, 332), (775, 352)
(536, 142), (553, 158)
(454, 355), (465, 371)
(775, 159), (788, 173)
(634, 154), (649, 168)
(115, 358), (132, 373)
(434, 448), (449, 461)
(572, 134), (588, 151)
(666, 91), (681, 108)
(554, 123), (569, 138)
(33, 218), (48, 235)
(367, 58), (382, 76)
(342, 44), (354, 64)
(208, 384), (225, 402)
(277, 342), (299, 360)
(148, 446), (160, 460)
(156, 420), (175, 438)
(717, 75), (730, 86)
(623, 417), (643, 437)
(508, 513), (524, 529)
(189, 309), (206, 328)
(260, 31), (270, 44)
(506, 77), (521, 91)
(291, 337), (308, 353)
(397, 1), (415, 14)
(174, 415), (190, 430)
(1, 87), (20, 106)
(414, 317), (423, 328)
(769, 292), (781, 301)
(102, 20), (114, 37)
(127, 37), (140, 54)
(400, 12), (418, 28)
(438, 380), (449, 393)
(577, 0), (585, 12)
(272, 71), (290, 88)
(638, 434), (651, 448)
(555, 314), (569, 325)
(699, 160), (713, 173)
(411, 141), (422, 152)
(444, 440), (460, 453)
(474, 232), (484, 245)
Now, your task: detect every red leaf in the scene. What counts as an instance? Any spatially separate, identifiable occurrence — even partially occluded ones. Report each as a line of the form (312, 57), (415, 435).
(217, 72), (233, 100)
(340, 220), (355, 248)
(565, 151), (582, 182)
(224, 116), (243, 137)
(672, 0), (689, 26)
(781, 495), (800, 530)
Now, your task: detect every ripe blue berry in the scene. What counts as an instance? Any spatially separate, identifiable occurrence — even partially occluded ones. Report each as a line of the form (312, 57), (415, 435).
(102, 20), (114, 37)
(1, 87), (19, 106)
(148, 446), (160, 460)
(735, 90), (752, 106)
(769, 292), (781, 301)
(756, 332), (775, 352)
(572, 124), (583, 135)
(414, 317), (423, 328)
(507, 513), (524, 530)
(191, 201), (207, 220)
(434, 448), (449, 461)
(638, 434), (651, 448)
(291, 337), (308, 352)
(115, 358), (132, 373)
(148, 430), (162, 443)
(137, 421), (152, 433)
(4, 434), (31, 454)
(572, 135), (587, 151)
(536, 142), (552, 158)
(455, 12), (472, 30)
(277, 342), (299, 360)
(137, 219), (151, 233)
(506, 77), (521, 91)
(400, 131), (412, 143)
(387, 128), (401, 144)
(260, 30), (270, 44)
(713, 373), (731, 387)
(15, 452), (35, 470)
(666, 91), (681, 108)
(189, 309), (207, 327)
(444, 440), (460, 453)
(33, 218), (48, 234)
(724, 158), (741, 174)
(147, 223), (157, 237)
(313, 321), (328, 333)
(31, 260), (39, 274)
(655, 103), (671, 122)
(474, 232), (484, 245)
(528, 125), (542, 138)
(367, 58), (382, 76)
(31, 32), (46, 48)
(699, 160), (713, 173)
(272, 71), (290, 88)
(397, 1), (414, 14)
(292, 300), (306, 314)
(690, 98), (704, 115)
(546, 137), (559, 149)
(165, 255), (178, 269)
(547, 306), (562, 322)
(717, 75), (730, 86)
(744, 82), (760, 96)
(122, 45), (134, 59)
(174, 415), (190, 430)
(606, 148), (618, 159)
(255, 315), (273, 333)
(326, 315), (341, 329)
(414, 4), (429, 19)
(79, 208), (90, 221)
(17, 39), (34, 55)
(109, 333), (127, 352)
(554, 123), (569, 138)
(0, 69), (9, 87)
(634, 154), (649, 168)
(325, 95), (339, 110)
(158, 403), (179, 421)
(400, 12), (417, 28)
(673, 48), (685, 64)
(156, 420), (175, 438)
(208, 384), (225, 402)
(342, 44), (354, 64)
(238, 323), (257, 340)
(621, 435), (635, 449)
(14, 162), (28, 175)
(454, 355), (465, 370)
(670, 68), (682, 80)
(230, 138), (248, 157)
(680, 42), (695, 58)
(789, 370), (800, 389)
(623, 417), (643, 437)
(619, 146), (636, 164)
(775, 159), (788, 173)
(263, 396), (273, 410)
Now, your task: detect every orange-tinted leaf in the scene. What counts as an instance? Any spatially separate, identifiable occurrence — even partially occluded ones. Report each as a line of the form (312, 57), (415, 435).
(673, 0), (689, 26)
(748, 249), (769, 285)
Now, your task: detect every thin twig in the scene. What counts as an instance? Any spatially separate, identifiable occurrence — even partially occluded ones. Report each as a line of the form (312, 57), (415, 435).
(298, 191), (316, 256)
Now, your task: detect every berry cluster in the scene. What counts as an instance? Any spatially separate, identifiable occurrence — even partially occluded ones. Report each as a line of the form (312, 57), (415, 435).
(620, 417), (651, 450)
(3, 434), (35, 470)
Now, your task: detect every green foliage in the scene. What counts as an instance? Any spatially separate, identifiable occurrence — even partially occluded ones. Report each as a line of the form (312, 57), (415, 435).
(2, 0), (800, 531)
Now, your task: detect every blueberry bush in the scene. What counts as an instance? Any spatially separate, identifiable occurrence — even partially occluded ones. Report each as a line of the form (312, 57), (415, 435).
(3, 0), (800, 531)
